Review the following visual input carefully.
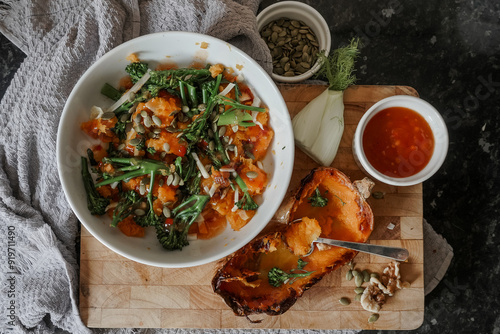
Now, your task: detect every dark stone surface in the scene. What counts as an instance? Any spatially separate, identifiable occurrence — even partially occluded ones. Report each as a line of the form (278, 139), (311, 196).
(1, 0), (499, 333)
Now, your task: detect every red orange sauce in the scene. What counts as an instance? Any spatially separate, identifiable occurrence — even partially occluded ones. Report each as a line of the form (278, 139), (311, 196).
(362, 107), (434, 178)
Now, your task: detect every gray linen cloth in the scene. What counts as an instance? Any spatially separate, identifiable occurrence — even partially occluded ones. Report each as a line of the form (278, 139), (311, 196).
(0, 0), (453, 333)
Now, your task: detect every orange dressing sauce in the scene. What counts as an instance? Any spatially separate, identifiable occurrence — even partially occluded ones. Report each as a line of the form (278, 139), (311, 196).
(362, 107), (434, 178)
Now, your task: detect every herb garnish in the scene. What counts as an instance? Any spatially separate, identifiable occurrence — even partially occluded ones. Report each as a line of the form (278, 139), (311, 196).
(268, 258), (314, 287)
(308, 188), (329, 207)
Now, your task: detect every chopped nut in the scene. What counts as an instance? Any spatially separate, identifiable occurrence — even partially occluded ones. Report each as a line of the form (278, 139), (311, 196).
(353, 177), (375, 199)
(360, 261), (409, 312)
(360, 283), (385, 313)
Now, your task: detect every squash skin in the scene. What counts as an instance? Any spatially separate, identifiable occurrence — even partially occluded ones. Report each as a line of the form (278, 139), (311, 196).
(212, 167), (374, 316)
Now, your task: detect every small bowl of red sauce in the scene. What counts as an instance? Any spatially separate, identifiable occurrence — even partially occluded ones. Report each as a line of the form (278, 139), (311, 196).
(353, 95), (448, 186)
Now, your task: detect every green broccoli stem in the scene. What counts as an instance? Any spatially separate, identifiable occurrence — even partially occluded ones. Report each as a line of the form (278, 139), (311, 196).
(81, 157), (110, 216)
(213, 95), (265, 112)
(101, 83), (122, 101)
(95, 157), (170, 187)
(233, 174), (259, 210)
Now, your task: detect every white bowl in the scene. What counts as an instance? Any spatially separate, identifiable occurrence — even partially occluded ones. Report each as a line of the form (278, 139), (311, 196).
(57, 32), (294, 268)
(257, 1), (331, 83)
(353, 95), (448, 186)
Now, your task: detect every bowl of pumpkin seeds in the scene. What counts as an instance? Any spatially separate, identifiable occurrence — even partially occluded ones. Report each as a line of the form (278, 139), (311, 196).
(257, 1), (331, 83)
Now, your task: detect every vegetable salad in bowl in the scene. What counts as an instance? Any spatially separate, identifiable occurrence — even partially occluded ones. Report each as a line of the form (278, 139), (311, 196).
(81, 58), (273, 251)
(57, 32), (294, 268)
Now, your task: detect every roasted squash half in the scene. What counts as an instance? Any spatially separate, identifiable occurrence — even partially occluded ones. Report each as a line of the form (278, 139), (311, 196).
(212, 167), (374, 316)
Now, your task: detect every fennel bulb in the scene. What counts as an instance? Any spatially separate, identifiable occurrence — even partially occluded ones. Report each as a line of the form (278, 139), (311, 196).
(292, 89), (344, 166)
(292, 38), (360, 166)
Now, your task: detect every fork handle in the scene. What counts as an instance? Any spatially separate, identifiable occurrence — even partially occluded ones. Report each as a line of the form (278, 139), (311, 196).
(314, 238), (409, 261)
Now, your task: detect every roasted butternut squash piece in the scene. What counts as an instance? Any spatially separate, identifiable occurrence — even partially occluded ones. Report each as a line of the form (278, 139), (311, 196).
(212, 167), (374, 316)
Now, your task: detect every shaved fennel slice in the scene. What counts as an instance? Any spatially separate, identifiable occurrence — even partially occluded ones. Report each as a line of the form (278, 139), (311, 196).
(292, 89), (344, 166)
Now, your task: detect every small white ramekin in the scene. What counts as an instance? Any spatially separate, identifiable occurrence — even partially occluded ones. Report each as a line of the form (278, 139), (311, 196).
(352, 95), (449, 186)
(256, 1), (331, 83)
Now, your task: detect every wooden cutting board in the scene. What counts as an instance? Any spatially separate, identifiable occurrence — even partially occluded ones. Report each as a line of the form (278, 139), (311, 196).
(79, 85), (424, 330)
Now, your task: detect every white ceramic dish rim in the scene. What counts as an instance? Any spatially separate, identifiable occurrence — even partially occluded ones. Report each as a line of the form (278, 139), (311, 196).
(56, 31), (294, 268)
(256, 1), (332, 83)
(353, 95), (448, 186)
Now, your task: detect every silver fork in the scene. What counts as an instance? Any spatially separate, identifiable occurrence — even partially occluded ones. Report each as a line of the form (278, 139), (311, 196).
(304, 237), (409, 261)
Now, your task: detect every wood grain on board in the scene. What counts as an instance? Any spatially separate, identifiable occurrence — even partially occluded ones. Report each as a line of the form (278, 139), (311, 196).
(79, 85), (424, 330)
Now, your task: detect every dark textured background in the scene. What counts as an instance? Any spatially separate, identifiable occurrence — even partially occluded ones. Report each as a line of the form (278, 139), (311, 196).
(1, 0), (499, 332)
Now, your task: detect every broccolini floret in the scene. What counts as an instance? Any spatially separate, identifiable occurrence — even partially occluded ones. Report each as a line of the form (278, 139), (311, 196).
(81, 157), (110, 216)
(155, 194), (210, 250)
(111, 191), (142, 227)
(125, 62), (149, 83)
(96, 157), (169, 228)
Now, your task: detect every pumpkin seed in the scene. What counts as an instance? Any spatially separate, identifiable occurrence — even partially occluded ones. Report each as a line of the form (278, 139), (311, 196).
(166, 174), (174, 186)
(362, 270), (370, 282)
(208, 141), (215, 151)
(144, 116), (152, 128)
(368, 314), (379, 323)
(163, 206), (171, 218)
(370, 273), (379, 279)
(139, 183), (146, 195)
(135, 124), (145, 134)
(299, 61), (311, 69)
(172, 173), (180, 187)
(163, 143), (170, 152)
(339, 297), (350, 306)
(271, 31), (278, 43)
(182, 105), (189, 113)
(355, 293), (362, 301)
(152, 115), (162, 126)
(346, 270), (353, 281)
(354, 287), (365, 294)
(219, 126), (227, 137)
(134, 209), (146, 216)
(246, 171), (259, 179)
(101, 112), (115, 120)
(372, 191), (385, 199)
(141, 177), (150, 185)
(120, 113), (130, 122)
(153, 128), (162, 134)
(129, 138), (141, 146)
(352, 270), (360, 277)
(261, 29), (271, 37)
(355, 275), (363, 287)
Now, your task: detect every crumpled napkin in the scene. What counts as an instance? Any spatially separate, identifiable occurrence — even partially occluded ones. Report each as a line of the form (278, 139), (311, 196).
(0, 0), (452, 333)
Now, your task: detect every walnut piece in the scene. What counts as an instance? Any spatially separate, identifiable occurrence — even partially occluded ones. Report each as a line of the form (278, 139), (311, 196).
(360, 261), (409, 312)
(353, 177), (375, 199)
(360, 283), (386, 313)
